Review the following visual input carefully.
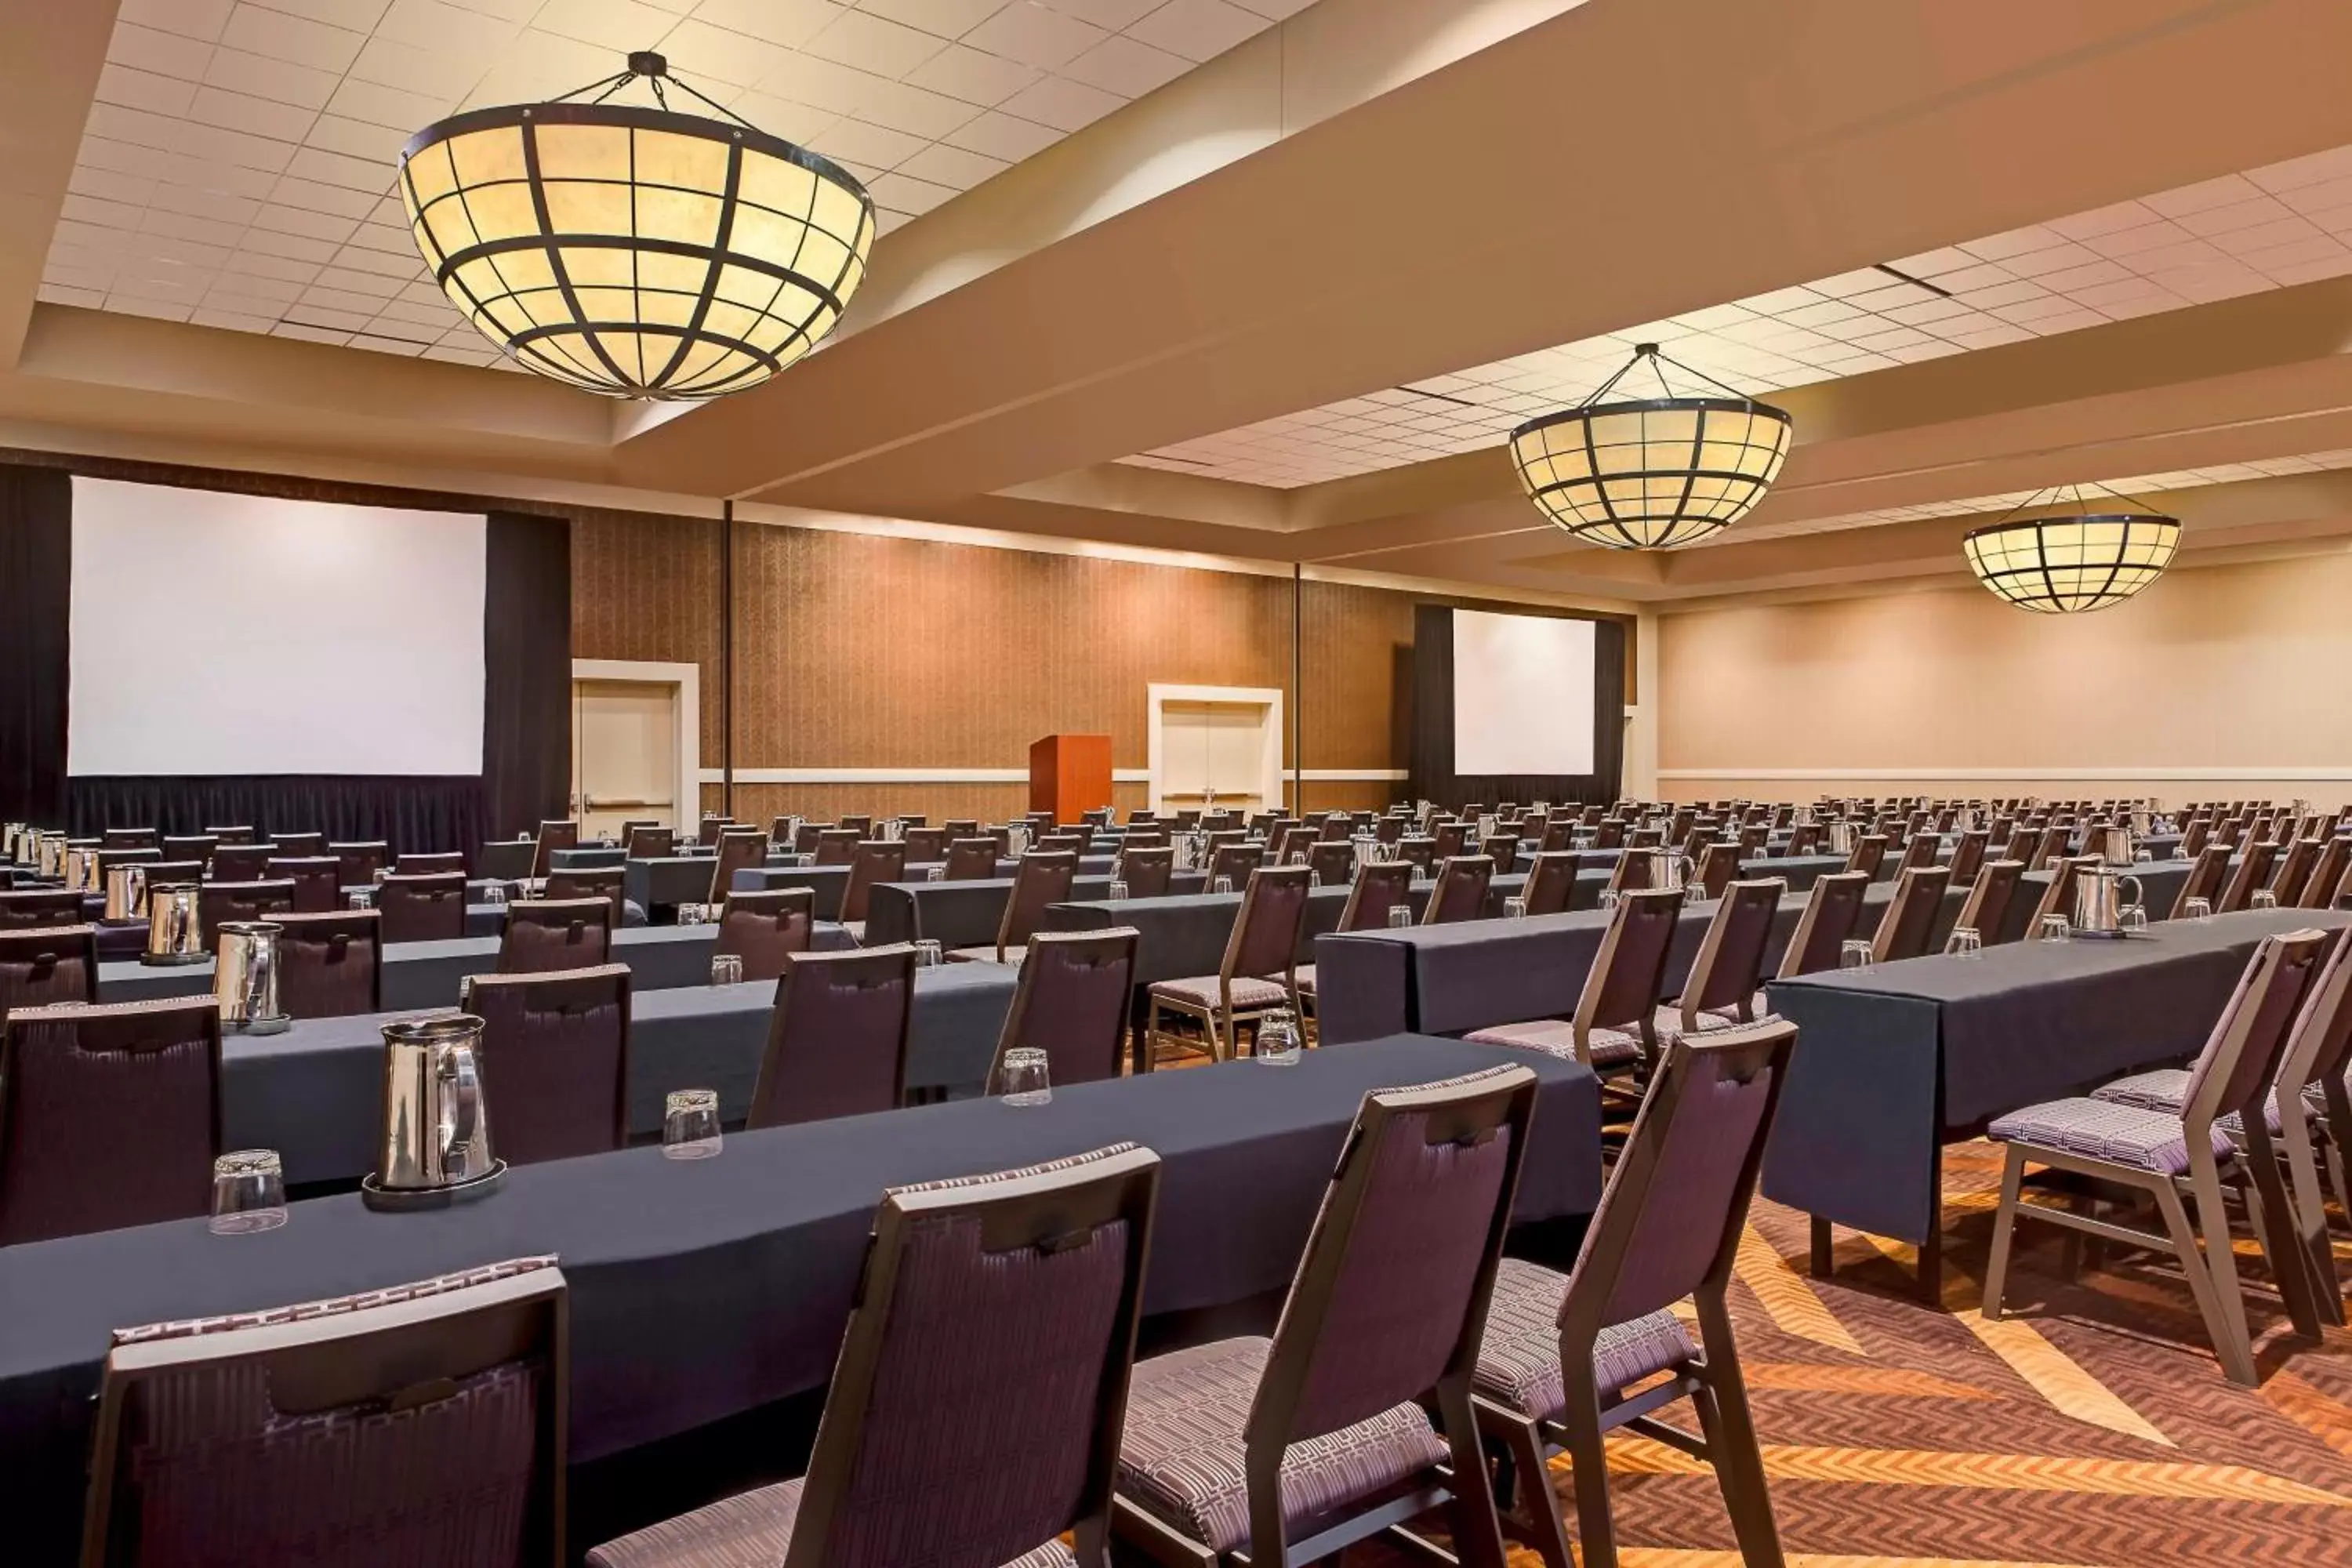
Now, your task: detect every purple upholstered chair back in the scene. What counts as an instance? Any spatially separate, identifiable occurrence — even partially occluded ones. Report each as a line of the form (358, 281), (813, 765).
(838, 815), (874, 837)
(1694, 841), (1741, 900)
(1784, 822), (1820, 856)
(2179, 815), (2213, 859)
(0, 996), (221, 1245)
(1036, 833), (1087, 858)
(813, 828), (862, 867)
(708, 830), (771, 901)
(1588, 819), (1626, 850)
(395, 851), (466, 877)
(901, 826), (947, 863)
(941, 818), (981, 840)
(1422, 855), (1494, 924)
(205, 826), (256, 846)
(1570, 1020), (1796, 1331)
(0, 925), (99, 1017)
(2219, 838), (2282, 914)
(1947, 829), (1990, 887)
(2298, 835), (2351, 910)
(1207, 842), (1265, 887)
(197, 880), (295, 950)
(1872, 866), (1951, 964)
(785, 1146), (1156, 1568)
(945, 838), (1001, 880)
(530, 820), (578, 880)
(750, 946), (916, 1127)
(1519, 851), (1581, 916)
(465, 964), (633, 1165)
(2183, 930), (2330, 1123)
(162, 834), (220, 866)
(1778, 870), (1869, 977)
(1846, 833), (1889, 879)
(1957, 858), (2025, 944)
(498, 898), (613, 974)
(1307, 840), (1356, 889)
(268, 830), (325, 859)
(274, 910), (382, 1018)
(2172, 843), (2233, 918)
(995, 851), (1077, 956)
(1578, 887), (1684, 1036)
(329, 840), (389, 890)
(2271, 837), (2324, 906)
(1679, 880), (1783, 1021)
(543, 867), (625, 926)
(377, 871), (469, 944)
(841, 840), (906, 923)
(697, 815), (735, 848)
(267, 855), (343, 913)
(87, 1258), (568, 1568)
(1255, 1066), (1534, 1446)
(716, 888), (815, 981)
(0, 888), (85, 931)
(1225, 866), (1312, 982)
(1116, 845), (1174, 899)
(992, 927), (1138, 1092)
(102, 828), (158, 851)
(1338, 860), (1414, 931)
(208, 843), (274, 882)
(625, 825), (675, 859)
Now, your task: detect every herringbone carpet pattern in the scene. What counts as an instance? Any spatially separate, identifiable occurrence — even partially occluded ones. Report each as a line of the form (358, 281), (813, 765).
(1359, 1138), (2352, 1568)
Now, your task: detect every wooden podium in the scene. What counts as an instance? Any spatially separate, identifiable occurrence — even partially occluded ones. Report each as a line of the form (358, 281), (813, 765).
(1028, 733), (1112, 824)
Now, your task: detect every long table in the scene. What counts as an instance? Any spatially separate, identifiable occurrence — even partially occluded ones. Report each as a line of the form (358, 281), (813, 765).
(220, 964), (1021, 1185)
(0, 1034), (1601, 1564)
(1760, 906), (2352, 1299)
(95, 924), (854, 1010)
(862, 871), (1210, 949)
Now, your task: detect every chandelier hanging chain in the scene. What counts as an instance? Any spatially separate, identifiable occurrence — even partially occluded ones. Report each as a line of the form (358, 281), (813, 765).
(558, 53), (757, 131)
(1570, 343), (1759, 411)
(1985, 477), (2166, 532)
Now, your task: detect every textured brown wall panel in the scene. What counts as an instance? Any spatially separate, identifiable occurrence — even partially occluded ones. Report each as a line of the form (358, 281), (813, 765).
(571, 506), (725, 757)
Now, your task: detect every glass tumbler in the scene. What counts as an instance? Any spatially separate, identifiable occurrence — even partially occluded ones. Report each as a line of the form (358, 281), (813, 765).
(999, 1047), (1051, 1106)
(1840, 938), (1874, 971)
(2185, 896), (2213, 922)
(209, 1149), (288, 1236)
(1213, 877), (1234, 895)
(710, 953), (743, 986)
(1109, 880), (1130, 902)
(915, 939), (943, 968)
(662, 1089), (722, 1160)
(1387, 903), (1414, 929)
(1945, 925), (1982, 958)
(2252, 889), (2279, 911)
(2121, 903), (2150, 933)
(1504, 896), (1527, 920)
(926, 866), (945, 883)
(1255, 1009), (1303, 1066)
(2038, 913), (2072, 942)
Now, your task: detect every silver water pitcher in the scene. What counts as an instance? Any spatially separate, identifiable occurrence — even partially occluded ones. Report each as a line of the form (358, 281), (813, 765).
(36, 830), (67, 879)
(65, 844), (101, 895)
(1828, 820), (1858, 857)
(142, 884), (205, 966)
(362, 1014), (505, 1211)
(2, 822), (21, 862)
(2072, 866), (2143, 935)
(103, 862), (151, 923)
(212, 920), (289, 1033)
(2096, 826), (2135, 866)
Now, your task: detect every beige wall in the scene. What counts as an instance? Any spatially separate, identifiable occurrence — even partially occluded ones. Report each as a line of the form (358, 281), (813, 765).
(1656, 550), (2352, 807)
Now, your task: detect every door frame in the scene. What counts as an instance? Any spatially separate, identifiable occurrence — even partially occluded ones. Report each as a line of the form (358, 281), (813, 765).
(571, 659), (701, 827)
(1145, 683), (1285, 815)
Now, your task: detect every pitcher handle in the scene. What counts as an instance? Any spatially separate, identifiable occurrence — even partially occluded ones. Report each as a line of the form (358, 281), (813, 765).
(438, 1039), (485, 1171)
(2120, 873), (2143, 908)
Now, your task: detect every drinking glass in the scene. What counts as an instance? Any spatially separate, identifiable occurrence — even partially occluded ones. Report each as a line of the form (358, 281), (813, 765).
(1255, 1009), (1303, 1066)
(2174, 842), (2190, 859)
(1597, 889), (1619, 913)
(677, 901), (705, 926)
(371, 866), (390, 884)
(209, 1149), (287, 1236)
(1213, 877), (1234, 895)
(1387, 903), (1414, 929)
(710, 953), (743, 986)
(2185, 895), (2213, 923)
(662, 1090), (722, 1160)
(1109, 880), (1131, 902)
(2134, 848), (2154, 864)
(1840, 938), (1874, 971)
(1504, 895), (1527, 920)
(2038, 913), (2072, 942)
(2121, 903), (2150, 933)
(481, 882), (508, 910)
(926, 865), (945, 883)
(347, 889), (372, 909)
(1945, 925), (1983, 958)
(2252, 888), (2279, 911)
(999, 1047), (1051, 1106)
(915, 939), (943, 968)
(1288, 851), (1308, 867)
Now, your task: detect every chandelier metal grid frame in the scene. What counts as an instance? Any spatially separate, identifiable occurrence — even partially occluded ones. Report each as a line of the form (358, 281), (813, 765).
(1962, 481), (2183, 614)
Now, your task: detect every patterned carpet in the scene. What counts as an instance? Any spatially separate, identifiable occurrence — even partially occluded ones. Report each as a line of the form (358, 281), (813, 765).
(1360, 1138), (2352, 1568)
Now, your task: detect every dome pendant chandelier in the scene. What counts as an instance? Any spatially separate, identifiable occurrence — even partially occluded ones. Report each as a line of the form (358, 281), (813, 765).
(1962, 481), (2181, 614)
(398, 51), (874, 400)
(1507, 343), (1794, 550)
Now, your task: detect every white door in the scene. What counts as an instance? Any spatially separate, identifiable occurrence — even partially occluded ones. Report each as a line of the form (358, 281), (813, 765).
(1160, 700), (1269, 811)
(573, 680), (678, 839)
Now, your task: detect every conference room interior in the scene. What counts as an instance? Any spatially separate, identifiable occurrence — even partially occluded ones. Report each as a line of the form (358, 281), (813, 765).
(10, 3), (2352, 1566)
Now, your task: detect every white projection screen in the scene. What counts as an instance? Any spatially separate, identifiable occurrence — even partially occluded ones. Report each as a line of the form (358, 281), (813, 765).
(67, 478), (487, 776)
(1451, 609), (1597, 777)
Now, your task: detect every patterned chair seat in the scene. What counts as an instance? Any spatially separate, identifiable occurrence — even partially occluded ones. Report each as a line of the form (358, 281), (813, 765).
(1987, 1098), (2236, 1175)
(587, 1476), (1076, 1568)
(2092, 1068), (2284, 1134)
(1116, 1337), (1446, 1555)
(1471, 1257), (1694, 1422)
(1292, 963), (1317, 996)
(1653, 996), (1763, 1036)
(1461, 1019), (1642, 1068)
(1148, 974), (1288, 1011)
(946, 946), (1026, 966)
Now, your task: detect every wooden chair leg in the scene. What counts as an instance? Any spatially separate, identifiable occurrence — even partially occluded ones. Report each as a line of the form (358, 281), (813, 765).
(1479, 1408), (1574, 1568)
(1980, 1146), (2027, 1321)
(1553, 1384), (1619, 1568)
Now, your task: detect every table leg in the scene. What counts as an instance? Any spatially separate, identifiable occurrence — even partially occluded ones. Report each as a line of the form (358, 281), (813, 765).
(1916, 1218), (1943, 1305)
(1809, 1215), (1832, 1276)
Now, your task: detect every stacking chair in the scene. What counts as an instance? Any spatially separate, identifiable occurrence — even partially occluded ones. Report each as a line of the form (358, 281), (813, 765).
(2217, 837), (2281, 913)
(2179, 815), (2213, 859)
(395, 851), (466, 876)
(545, 867), (626, 927)
(1589, 819), (1626, 851)
(1431, 820), (1468, 860)
(329, 839), (388, 890)
(1694, 840), (1741, 900)
(715, 888), (815, 981)
(2024, 855), (2100, 938)
(1111, 1067), (1531, 1568)
(0, 996), (221, 1245)
(944, 837), (1001, 880)
(208, 842), (275, 881)
(625, 824), (676, 859)
(2271, 837), (2325, 906)
(1423, 854), (1496, 924)
(989, 927), (1139, 1091)
(748, 946), (916, 1127)
(1845, 833), (1889, 880)
(1538, 818), (1576, 852)
(1897, 832), (1940, 873)
(463, 964), (633, 1165)
(0, 888), (85, 931)
(1661, 879), (1784, 1036)
(1985, 929), (2332, 1385)
(1774, 871), (1871, 978)
(376, 870), (469, 943)
(196, 879), (295, 949)
(1307, 838), (1356, 888)
(704, 829), (771, 904)
(2171, 844), (2233, 918)
(1145, 866), (1311, 1062)
(1292, 860), (1414, 1024)
(1473, 1022), (1795, 1568)
(162, 833), (220, 866)
(1522, 851), (1582, 916)
(0, 924), (98, 1017)
(1953, 858), (2027, 946)
(838, 815), (875, 837)
(1206, 841), (1265, 887)
(498, 897), (613, 974)
(1116, 844), (1175, 898)
(948, 851), (1077, 964)
(793, 821), (830, 855)
(266, 854), (343, 913)
(100, 828), (156, 851)
(1481, 831), (1524, 869)
(839, 840), (907, 939)
(1872, 865), (1951, 963)
(1947, 827), (1990, 887)
(901, 825), (947, 862)
(87, 1257), (569, 1568)
(530, 820), (578, 880)
(2296, 833), (2351, 910)
(267, 909), (381, 1018)
(1467, 887), (1683, 1082)
(812, 827), (862, 866)
(2020, 823), (2069, 871)
(695, 815), (735, 848)
(1784, 822), (1821, 857)
(1038, 832), (1089, 858)
(589, 1147), (1156, 1568)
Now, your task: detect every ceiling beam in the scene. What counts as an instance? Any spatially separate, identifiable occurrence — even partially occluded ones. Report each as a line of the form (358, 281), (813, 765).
(0, 1), (118, 366)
